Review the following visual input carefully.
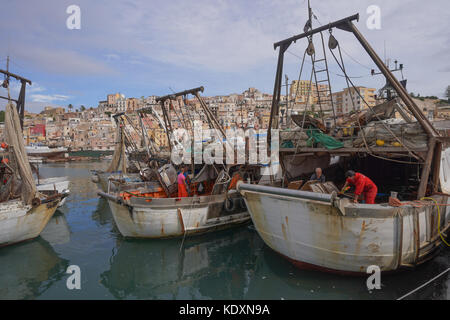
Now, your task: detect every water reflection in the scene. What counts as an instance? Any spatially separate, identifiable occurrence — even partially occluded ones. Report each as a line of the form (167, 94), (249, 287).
(245, 244), (449, 300)
(0, 215), (69, 299)
(100, 226), (263, 299)
(1, 161), (446, 300)
(91, 198), (115, 227)
(40, 212), (71, 245)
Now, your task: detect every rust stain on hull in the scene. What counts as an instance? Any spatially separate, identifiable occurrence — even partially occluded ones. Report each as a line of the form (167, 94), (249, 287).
(281, 223), (287, 241)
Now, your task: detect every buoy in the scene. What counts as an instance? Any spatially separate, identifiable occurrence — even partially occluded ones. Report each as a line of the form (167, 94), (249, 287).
(392, 142), (401, 147)
(376, 139), (385, 146)
(1, 158), (9, 164)
(224, 198), (235, 212)
(1, 142), (7, 149)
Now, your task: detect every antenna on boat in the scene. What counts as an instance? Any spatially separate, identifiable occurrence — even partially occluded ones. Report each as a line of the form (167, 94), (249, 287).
(372, 57), (406, 101)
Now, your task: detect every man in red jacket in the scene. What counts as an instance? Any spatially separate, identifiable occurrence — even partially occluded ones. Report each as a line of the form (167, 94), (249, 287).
(342, 170), (378, 204)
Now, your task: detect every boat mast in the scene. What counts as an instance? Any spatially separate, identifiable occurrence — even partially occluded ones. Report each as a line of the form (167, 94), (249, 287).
(267, 13), (359, 147)
(267, 6), (444, 199)
(0, 59), (32, 129)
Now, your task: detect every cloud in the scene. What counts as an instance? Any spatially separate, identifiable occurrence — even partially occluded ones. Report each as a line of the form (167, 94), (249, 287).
(10, 45), (115, 76)
(0, 0), (449, 106)
(105, 53), (120, 61)
(31, 94), (70, 103)
(29, 83), (45, 93)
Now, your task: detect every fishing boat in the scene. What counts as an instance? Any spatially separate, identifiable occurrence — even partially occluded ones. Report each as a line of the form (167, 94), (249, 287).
(91, 112), (153, 192)
(36, 176), (70, 207)
(0, 102), (62, 247)
(25, 144), (68, 159)
(100, 164), (250, 239)
(98, 87), (251, 239)
(238, 4), (450, 274)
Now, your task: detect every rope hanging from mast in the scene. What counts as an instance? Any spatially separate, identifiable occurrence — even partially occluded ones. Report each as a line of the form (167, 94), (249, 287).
(326, 30), (422, 164)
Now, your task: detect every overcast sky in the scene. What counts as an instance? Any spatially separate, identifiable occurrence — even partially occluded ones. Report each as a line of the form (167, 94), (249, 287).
(0, 0), (448, 112)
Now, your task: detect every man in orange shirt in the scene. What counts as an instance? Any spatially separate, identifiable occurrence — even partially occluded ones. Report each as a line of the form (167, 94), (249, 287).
(342, 170), (378, 204)
(177, 166), (189, 198)
(228, 165), (245, 190)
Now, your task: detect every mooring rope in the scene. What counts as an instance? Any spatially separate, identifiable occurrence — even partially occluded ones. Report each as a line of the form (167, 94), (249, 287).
(396, 267), (450, 300)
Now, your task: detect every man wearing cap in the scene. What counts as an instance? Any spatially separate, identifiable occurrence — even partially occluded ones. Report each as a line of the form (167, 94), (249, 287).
(309, 167), (325, 183)
(342, 170), (378, 204)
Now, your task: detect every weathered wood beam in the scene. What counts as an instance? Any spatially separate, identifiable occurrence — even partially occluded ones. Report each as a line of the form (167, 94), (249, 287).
(156, 87), (204, 103)
(279, 147), (428, 154)
(417, 138), (436, 198)
(0, 69), (31, 85)
(273, 14), (359, 49)
(432, 141), (442, 193)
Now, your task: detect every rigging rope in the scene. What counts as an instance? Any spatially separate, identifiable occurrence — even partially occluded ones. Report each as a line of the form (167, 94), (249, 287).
(310, 10), (373, 71)
(397, 268), (450, 300)
(286, 50), (368, 79)
(328, 33), (422, 163)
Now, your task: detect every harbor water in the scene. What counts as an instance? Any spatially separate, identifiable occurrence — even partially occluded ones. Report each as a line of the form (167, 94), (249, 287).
(0, 161), (448, 300)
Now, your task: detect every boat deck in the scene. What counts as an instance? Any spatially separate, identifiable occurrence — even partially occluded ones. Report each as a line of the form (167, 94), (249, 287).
(279, 146), (428, 154)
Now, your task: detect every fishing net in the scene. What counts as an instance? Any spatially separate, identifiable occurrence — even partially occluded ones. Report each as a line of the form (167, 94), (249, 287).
(280, 128), (309, 148)
(106, 125), (127, 173)
(4, 102), (38, 204)
(306, 128), (344, 150)
(353, 121), (428, 149)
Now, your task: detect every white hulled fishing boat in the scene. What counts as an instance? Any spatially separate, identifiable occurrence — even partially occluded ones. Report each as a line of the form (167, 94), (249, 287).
(0, 102), (62, 246)
(101, 166), (249, 239)
(98, 87), (251, 239)
(238, 3), (450, 274)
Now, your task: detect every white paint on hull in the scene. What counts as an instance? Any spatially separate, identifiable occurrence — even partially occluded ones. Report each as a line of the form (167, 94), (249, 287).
(108, 195), (250, 239)
(0, 199), (59, 246)
(240, 188), (450, 273)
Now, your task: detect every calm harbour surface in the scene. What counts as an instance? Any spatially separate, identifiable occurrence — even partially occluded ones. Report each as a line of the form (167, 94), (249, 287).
(0, 161), (448, 300)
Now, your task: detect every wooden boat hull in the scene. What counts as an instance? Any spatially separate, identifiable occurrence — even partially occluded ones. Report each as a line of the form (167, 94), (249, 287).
(107, 192), (250, 239)
(26, 151), (66, 159)
(91, 171), (141, 192)
(0, 198), (60, 247)
(238, 183), (450, 274)
(37, 177), (70, 207)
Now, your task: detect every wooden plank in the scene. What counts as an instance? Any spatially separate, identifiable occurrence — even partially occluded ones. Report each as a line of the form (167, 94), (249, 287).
(417, 138), (436, 199)
(432, 142), (442, 193)
(279, 146), (428, 154)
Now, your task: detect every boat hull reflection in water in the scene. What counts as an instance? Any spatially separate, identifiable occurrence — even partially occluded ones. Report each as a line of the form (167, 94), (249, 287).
(101, 226), (262, 299)
(0, 215), (69, 299)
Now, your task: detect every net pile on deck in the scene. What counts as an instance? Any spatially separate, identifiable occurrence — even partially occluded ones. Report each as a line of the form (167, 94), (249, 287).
(0, 102), (39, 204)
(280, 127), (344, 150)
(353, 121), (428, 149)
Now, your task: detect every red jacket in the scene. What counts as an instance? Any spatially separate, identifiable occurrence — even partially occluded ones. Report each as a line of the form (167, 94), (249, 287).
(346, 172), (377, 196)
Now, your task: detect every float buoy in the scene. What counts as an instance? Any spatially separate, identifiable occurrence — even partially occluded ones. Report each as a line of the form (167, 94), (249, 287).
(224, 198), (235, 212)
